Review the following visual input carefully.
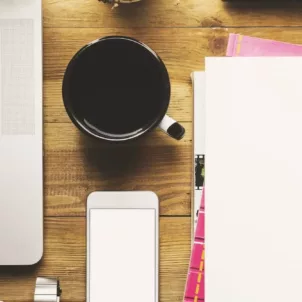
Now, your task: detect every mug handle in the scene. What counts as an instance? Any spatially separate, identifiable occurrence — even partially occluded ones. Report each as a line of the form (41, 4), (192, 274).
(158, 115), (185, 140)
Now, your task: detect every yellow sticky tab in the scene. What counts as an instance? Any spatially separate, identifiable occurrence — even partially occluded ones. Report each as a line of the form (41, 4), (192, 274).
(236, 34), (243, 56)
(195, 284), (200, 294)
(197, 272), (202, 283)
(194, 296), (198, 302)
(201, 250), (205, 260)
(199, 261), (204, 271)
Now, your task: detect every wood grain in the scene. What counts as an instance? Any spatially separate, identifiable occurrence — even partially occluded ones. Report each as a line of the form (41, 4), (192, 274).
(43, 27), (210, 124)
(43, 0), (302, 28)
(43, 27), (302, 217)
(44, 122), (192, 216)
(3, 0), (302, 300)
(0, 217), (191, 302)
(44, 27), (302, 124)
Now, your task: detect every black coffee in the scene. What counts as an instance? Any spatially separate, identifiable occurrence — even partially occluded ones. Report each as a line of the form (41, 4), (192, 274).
(64, 38), (170, 138)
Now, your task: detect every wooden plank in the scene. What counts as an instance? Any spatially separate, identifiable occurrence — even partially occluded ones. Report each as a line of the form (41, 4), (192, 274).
(43, 28), (302, 216)
(44, 122), (192, 216)
(43, 0), (302, 28)
(43, 27), (204, 217)
(0, 217), (191, 302)
(44, 122), (192, 150)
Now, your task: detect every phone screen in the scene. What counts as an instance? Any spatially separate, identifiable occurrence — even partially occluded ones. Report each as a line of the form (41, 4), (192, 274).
(89, 208), (156, 302)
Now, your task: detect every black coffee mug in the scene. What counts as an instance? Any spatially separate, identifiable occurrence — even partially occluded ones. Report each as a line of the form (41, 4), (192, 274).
(62, 36), (185, 142)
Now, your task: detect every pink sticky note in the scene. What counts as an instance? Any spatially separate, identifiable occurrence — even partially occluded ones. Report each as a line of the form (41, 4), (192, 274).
(190, 243), (205, 270)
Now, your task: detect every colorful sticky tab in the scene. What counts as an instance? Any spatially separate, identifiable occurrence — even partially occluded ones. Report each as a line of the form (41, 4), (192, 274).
(183, 191), (205, 302)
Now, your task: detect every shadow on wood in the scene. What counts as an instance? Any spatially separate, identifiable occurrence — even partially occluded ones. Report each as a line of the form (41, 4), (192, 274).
(79, 130), (183, 191)
(0, 263), (40, 276)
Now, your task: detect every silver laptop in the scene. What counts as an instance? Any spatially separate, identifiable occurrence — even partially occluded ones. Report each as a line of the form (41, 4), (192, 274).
(0, 0), (43, 265)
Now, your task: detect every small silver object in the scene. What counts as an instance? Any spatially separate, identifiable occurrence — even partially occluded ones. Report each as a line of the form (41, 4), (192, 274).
(34, 277), (61, 302)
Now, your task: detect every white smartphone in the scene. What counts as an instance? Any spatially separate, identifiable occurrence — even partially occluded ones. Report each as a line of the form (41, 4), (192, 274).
(87, 191), (159, 302)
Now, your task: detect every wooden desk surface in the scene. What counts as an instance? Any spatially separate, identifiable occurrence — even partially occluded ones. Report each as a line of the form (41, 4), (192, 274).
(1, 0), (302, 301)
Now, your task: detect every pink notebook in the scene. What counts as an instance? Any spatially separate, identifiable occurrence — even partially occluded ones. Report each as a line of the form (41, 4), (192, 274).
(184, 34), (302, 302)
(227, 33), (302, 56)
(184, 191), (205, 302)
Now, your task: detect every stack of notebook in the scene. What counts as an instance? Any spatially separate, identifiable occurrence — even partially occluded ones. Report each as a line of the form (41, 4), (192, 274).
(184, 34), (302, 302)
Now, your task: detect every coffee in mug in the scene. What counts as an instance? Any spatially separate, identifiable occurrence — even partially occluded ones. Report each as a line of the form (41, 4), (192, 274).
(62, 36), (185, 142)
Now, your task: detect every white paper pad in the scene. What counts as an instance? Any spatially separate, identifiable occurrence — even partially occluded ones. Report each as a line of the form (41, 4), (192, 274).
(205, 57), (302, 302)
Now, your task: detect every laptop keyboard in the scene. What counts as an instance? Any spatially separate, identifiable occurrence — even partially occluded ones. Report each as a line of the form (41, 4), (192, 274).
(0, 19), (35, 135)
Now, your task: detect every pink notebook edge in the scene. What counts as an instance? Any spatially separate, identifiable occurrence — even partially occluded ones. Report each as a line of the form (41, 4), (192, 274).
(226, 33), (302, 56)
(183, 190), (205, 301)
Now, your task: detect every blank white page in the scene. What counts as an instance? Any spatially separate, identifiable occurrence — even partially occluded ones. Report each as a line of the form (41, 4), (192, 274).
(205, 57), (302, 302)
(89, 209), (155, 302)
